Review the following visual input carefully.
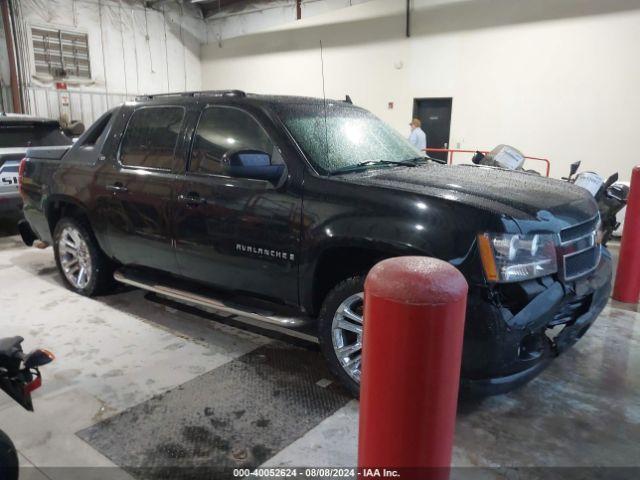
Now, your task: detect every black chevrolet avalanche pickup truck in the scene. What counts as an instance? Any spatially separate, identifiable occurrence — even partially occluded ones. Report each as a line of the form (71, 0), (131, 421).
(18, 90), (612, 396)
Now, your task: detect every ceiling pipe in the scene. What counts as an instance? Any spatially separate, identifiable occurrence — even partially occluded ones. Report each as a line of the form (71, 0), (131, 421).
(1, 0), (22, 113)
(406, 0), (411, 37)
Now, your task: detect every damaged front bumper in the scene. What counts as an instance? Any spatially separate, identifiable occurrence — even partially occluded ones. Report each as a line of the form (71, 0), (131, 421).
(460, 246), (612, 396)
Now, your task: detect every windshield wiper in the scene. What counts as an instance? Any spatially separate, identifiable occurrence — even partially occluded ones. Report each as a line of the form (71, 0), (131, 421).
(328, 159), (420, 176)
(405, 157), (432, 164)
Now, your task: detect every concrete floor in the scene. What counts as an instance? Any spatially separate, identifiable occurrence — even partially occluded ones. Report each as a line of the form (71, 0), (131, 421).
(0, 234), (638, 479)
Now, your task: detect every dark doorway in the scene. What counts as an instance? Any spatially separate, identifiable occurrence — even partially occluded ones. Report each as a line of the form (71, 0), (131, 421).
(413, 98), (452, 163)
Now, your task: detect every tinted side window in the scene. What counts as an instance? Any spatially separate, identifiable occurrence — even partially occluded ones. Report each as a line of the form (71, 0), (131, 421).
(190, 107), (277, 176)
(120, 107), (184, 170)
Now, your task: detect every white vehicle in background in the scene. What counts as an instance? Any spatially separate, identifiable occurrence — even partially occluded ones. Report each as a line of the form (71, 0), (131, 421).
(0, 114), (80, 217)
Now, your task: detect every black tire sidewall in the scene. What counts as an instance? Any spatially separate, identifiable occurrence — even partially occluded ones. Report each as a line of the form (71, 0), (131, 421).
(0, 429), (18, 480)
(53, 217), (105, 296)
(317, 275), (365, 397)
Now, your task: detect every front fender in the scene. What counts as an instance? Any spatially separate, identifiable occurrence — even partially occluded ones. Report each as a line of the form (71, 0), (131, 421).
(299, 234), (425, 314)
(298, 173), (508, 313)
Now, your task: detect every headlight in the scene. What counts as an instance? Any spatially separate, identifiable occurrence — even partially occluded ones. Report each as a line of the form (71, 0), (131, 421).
(477, 232), (558, 283)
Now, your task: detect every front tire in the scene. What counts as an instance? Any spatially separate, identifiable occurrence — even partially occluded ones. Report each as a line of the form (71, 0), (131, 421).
(53, 217), (114, 296)
(318, 275), (365, 397)
(0, 429), (18, 480)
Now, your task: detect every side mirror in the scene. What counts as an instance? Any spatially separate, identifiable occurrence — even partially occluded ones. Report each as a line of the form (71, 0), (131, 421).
(569, 161), (581, 177)
(64, 121), (85, 137)
(24, 348), (55, 369)
(222, 149), (285, 184)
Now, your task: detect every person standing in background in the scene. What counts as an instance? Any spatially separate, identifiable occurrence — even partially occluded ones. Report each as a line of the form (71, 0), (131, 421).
(408, 118), (427, 154)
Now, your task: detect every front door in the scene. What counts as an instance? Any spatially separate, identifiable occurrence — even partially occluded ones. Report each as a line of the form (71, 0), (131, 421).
(413, 98), (453, 163)
(173, 105), (300, 305)
(98, 105), (185, 273)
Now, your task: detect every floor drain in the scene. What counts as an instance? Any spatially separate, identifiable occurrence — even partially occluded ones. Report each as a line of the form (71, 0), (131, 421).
(316, 378), (333, 388)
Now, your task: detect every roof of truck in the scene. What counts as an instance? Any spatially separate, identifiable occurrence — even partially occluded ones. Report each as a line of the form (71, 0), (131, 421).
(0, 113), (60, 125)
(130, 90), (354, 108)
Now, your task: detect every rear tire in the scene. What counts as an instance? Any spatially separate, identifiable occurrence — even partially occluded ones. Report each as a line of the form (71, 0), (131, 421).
(0, 429), (18, 480)
(53, 217), (115, 296)
(318, 275), (365, 397)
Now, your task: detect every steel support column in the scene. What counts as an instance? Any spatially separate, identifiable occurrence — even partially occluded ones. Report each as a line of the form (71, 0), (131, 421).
(1, 0), (22, 113)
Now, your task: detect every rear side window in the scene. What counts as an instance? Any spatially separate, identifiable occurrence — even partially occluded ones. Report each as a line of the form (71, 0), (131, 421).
(190, 106), (277, 176)
(119, 107), (184, 170)
(80, 111), (113, 147)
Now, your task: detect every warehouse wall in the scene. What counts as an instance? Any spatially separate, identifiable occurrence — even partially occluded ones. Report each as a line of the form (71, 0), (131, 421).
(201, 0), (640, 180)
(6, 0), (205, 125)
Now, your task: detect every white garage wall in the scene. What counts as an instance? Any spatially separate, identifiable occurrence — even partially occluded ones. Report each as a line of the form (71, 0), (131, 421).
(10, 0), (205, 126)
(201, 0), (640, 181)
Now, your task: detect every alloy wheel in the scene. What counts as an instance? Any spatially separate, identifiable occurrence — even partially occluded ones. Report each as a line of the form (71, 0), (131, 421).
(331, 292), (364, 382)
(58, 226), (93, 290)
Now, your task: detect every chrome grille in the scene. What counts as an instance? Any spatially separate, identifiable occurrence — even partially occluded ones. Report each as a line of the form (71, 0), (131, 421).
(560, 215), (599, 244)
(558, 215), (600, 281)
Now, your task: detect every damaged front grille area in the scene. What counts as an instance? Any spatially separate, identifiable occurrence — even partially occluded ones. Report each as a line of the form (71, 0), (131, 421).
(565, 246), (600, 280)
(560, 215), (599, 243)
(558, 215), (601, 281)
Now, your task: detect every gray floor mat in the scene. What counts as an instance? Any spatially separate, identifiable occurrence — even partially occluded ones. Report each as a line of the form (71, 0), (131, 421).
(78, 342), (351, 479)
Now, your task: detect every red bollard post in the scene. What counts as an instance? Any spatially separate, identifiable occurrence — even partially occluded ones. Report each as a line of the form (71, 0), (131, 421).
(358, 257), (468, 480)
(613, 166), (640, 303)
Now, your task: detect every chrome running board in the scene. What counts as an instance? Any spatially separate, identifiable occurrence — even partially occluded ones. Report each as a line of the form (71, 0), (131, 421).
(113, 269), (317, 343)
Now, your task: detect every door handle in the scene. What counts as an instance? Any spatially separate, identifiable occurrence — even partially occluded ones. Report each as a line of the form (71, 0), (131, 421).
(106, 183), (128, 193)
(177, 193), (207, 205)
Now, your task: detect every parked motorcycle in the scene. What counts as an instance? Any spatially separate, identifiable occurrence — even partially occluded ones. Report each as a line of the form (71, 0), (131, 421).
(0, 337), (54, 480)
(563, 161), (629, 246)
(472, 147), (628, 246)
(471, 145), (542, 175)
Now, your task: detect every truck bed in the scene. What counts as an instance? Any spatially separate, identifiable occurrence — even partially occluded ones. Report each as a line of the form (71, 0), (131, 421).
(25, 145), (71, 161)
(20, 145), (73, 240)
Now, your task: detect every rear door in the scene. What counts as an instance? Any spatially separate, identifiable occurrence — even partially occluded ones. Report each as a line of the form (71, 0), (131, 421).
(172, 105), (301, 305)
(97, 105), (186, 273)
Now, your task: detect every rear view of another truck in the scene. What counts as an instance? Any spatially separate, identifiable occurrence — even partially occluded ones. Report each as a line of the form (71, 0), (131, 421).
(0, 114), (73, 220)
(0, 147), (23, 216)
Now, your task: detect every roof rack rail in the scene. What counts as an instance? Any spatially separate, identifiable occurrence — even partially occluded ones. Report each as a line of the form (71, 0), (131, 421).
(135, 90), (247, 101)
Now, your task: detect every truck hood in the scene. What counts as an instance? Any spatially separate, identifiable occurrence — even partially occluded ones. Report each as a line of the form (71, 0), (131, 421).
(341, 163), (598, 229)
